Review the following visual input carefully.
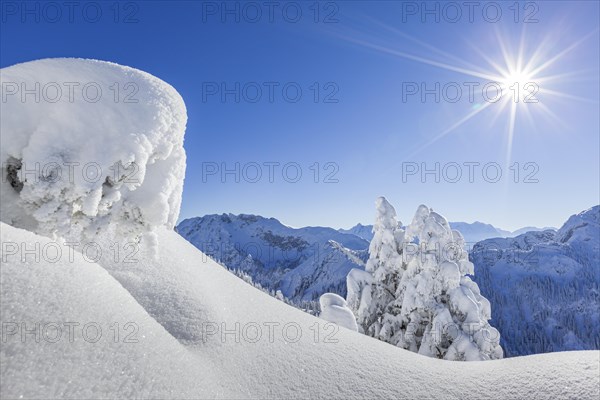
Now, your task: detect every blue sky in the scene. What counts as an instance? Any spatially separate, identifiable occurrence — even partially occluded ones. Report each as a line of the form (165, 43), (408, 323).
(2, 1), (598, 230)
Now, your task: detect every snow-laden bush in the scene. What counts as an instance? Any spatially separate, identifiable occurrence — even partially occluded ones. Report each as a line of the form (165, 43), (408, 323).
(0, 59), (187, 245)
(349, 197), (503, 361)
(319, 293), (358, 331)
(345, 268), (372, 333)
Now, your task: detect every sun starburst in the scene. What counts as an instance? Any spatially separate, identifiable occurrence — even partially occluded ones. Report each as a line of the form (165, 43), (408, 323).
(334, 24), (598, 165)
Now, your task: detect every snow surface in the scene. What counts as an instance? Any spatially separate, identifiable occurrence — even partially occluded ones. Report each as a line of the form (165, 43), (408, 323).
(0, 223), (225, 399)
(2, 222), (599, 399)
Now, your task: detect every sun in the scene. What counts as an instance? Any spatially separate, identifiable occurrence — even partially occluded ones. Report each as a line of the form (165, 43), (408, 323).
(501, 69), (534, 91)
(495, 64), (538, 104)
(336, 23), (595, 164)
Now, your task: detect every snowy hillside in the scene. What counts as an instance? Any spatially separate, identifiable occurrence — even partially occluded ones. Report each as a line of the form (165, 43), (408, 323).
(3, 222), (599, 399)
(471, 206), (600, 356)
(177, 214), (369, 302)
(0, 223), (222, 399)
(1, 58), (598, 399)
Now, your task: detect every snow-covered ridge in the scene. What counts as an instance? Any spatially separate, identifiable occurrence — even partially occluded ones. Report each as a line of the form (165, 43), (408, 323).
(471, 205), (600, 356)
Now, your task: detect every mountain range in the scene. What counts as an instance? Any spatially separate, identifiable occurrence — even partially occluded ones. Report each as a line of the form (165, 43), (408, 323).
(176, 214), (369, 302)
(470, 206), (600, 356)
(177, 206), (598, 356)
(339, 221), (556, 244)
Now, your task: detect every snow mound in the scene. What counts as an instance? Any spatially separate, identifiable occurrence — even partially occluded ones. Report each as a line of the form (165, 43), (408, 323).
(319, 293), (358, 331)
(0, 58), (187, 243)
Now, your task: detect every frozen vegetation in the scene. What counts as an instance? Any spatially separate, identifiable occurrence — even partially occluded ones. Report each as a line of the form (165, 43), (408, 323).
(336, 198), (503, 361)
(0, 58), (187, 248)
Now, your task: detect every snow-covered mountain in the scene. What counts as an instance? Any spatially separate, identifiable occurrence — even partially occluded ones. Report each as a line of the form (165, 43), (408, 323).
(179, 211), (597, 357)
(510, 226), (558, 237)
(177, 214), (369, 302)
(340, 222), (556, 244)
(470, 206), (600, 356)
(449, 221), (512, 243)
(338, 223), (375, 241)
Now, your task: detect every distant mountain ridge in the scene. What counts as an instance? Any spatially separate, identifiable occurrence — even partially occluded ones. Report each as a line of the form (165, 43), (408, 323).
(339, 221), (556, 243)
(470, 205), (600, 356)
(177, 214), (369, 303)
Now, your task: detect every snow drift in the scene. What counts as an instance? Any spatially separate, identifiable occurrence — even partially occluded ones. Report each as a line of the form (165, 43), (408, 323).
(3, 223), (599, 399)
(319, 293), (358, 331)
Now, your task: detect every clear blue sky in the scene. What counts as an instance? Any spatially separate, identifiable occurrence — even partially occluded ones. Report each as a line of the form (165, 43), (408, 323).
(2, 1), (598, 230)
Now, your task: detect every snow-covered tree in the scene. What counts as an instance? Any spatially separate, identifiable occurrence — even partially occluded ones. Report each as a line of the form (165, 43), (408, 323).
(345, 268), (372, 333)
(0, 58), (187, 249)
(349, 198), (503, 361)
(354, 197), (406, 340)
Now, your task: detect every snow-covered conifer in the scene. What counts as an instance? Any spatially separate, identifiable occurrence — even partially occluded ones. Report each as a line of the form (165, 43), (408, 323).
(350, 198), (503, 360)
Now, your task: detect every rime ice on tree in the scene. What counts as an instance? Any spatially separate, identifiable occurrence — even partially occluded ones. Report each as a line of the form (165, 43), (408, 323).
(347, 197), (503, 361)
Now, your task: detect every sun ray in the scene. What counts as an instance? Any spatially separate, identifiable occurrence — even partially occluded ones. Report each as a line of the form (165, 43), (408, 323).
(517, 25), (527, 74)
(535, 70), (596, 84)
(538, 88), (599, 104)
(528, 29), (598, 77)
(330, 20), (595, 160)
(335, 34), (502, 81)
(401, 101), (496, 160)
(539, 102), (569, 130)
(504, 101), (518, 168)
(521, 100), (537, 134)
(495, 28), (515, 76)
(365, 18), (490, 74)
(468, 43), (509, 77)
(489, 96), (511, 128)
